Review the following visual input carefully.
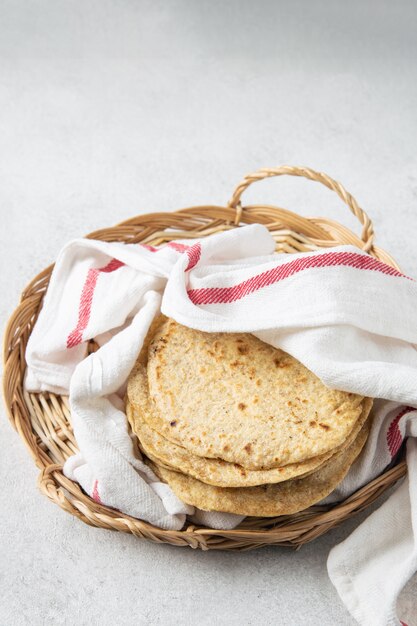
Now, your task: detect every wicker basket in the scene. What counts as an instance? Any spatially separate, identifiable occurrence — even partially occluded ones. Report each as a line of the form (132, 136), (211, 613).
(3, 165), (407, 550)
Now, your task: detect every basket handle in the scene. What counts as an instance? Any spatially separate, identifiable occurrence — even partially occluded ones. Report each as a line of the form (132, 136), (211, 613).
(228, 165), (374, 250)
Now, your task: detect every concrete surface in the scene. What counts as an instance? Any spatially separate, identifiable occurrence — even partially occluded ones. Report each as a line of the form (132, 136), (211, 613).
(1, 1), (417, 625)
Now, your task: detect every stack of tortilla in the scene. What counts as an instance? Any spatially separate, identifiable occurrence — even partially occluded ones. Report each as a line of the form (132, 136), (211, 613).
(126, 316), (373, 517)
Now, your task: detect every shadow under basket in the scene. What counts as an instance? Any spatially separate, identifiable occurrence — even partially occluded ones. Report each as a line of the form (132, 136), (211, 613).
(3, 165), (407, 550)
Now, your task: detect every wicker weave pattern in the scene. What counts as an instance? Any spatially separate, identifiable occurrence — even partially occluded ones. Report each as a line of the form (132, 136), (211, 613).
(3, 166), (406, 550)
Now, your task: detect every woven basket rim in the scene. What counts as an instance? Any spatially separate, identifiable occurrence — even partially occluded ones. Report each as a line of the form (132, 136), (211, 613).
(3, 165), (407, 550)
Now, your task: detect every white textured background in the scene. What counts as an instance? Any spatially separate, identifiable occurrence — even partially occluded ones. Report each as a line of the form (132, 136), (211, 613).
(1, 1), (417, 625)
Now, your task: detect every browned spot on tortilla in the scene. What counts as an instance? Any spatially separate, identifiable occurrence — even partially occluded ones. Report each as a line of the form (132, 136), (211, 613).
(244, 443), (252, 453)
(170, 420), (177, 426)
(253, 396), (259, 404)
(223, 444), (230, 452)
(230, 360), (242, 367)
(256, 379), (262, 386)
(237, 344), (249, 355)
(319, 423), (330, 431)
(238, 402), (247, 411)
(274, 358), (289, 368)
(287, 400), (293, 407)
(200, 366), (206, 374)
(309, 420), (316, 427)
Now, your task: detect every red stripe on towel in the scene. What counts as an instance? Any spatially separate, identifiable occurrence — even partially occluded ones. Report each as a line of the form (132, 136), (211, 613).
(139, 243), (158, 252)
(167, 242), (190, 253)
(185, 242), (201, 271)
(387, 406), (414, 457)
(187, 251), (411, 305)
(66, 258), (125, 348)
(92, 479), (102, 503)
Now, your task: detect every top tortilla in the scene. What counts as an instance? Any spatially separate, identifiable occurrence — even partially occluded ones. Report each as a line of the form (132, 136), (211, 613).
(129, 317), (365, 470)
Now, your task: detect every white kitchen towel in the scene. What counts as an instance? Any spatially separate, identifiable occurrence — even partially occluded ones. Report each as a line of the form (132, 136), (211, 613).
(25, 224), (417, 625)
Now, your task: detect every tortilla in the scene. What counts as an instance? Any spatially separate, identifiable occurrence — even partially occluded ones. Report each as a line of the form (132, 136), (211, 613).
(145, 419), (371, 517)
(126, 370), (372, 487)
(130, 318), (365, 469)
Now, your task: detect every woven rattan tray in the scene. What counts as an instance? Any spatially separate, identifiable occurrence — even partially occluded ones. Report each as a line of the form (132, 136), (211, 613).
(3, 165), (407, 550)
